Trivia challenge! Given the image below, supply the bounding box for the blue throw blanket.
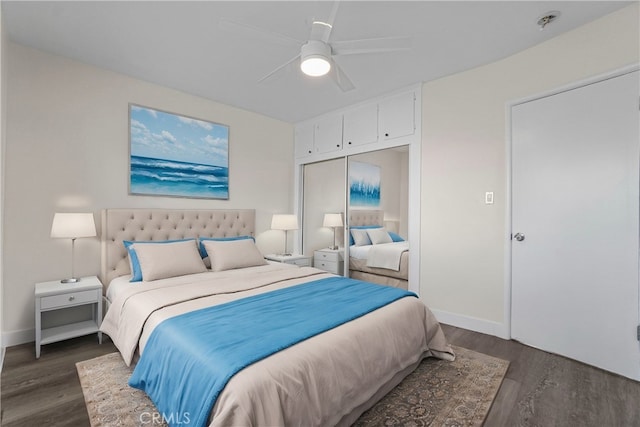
[128,277,416,427]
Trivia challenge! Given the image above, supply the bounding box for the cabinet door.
[295,123,314,158]
[314,115,343,154]
[343,103,378,147]
[379,91,415,141]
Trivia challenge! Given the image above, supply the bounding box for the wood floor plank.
[483,377,520,426]
[441,324,640,426]
[2,325,639,426]
[1,334,116,427]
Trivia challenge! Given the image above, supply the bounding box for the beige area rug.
[76,345,508,426]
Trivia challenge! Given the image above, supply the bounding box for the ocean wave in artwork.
[130,155,229,199]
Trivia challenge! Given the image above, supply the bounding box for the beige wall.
[421,4,639,332]
[3,43,294,343]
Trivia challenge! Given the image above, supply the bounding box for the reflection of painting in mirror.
[349,161,380,208]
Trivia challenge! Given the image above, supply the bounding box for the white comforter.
[366,241,410,271]
[101,264,453,426]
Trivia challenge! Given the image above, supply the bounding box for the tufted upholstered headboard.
[349,210,384,227]
[101,209,255,285]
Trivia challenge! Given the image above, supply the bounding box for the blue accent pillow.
[198,235,255,258]
[349,225,382,246]
[388,232,405,242]
[124,239,195,282]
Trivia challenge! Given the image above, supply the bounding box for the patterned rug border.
[77,345,508,426]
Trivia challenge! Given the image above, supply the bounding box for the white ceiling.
[2,1,631,123]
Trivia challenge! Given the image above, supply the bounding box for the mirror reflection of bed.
[301,147,410,288]
[348,209,409,290]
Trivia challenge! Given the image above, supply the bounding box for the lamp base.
[328,245,339,250]
[61,277,80,284]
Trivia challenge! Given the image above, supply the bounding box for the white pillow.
[203,239,267,272]
[367,228,393,245]
[351,229,372,246]
[132,240,207,281]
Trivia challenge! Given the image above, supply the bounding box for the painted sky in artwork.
[130,105,228,167]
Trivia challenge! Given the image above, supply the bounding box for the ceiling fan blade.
[258,53,301,83]
[309,1,340,42]
[332,36,412,56]
[329,60,355,92]
[219,18,302,48]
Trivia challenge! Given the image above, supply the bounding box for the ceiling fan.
[219,2,411,92]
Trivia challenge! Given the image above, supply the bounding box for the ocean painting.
[349,161,381,208]
[129,105,229,199]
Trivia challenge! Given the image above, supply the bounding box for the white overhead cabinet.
[294,122,314,158]
[314,115,343,154]
[379,91,415,141]
[343,103,378,148]
[294,87,419,161]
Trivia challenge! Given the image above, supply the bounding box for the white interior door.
[511,70,640,380]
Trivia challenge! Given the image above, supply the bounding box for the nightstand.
[314,248,345,275]
[35,276,103,358]
[264,254,312,267]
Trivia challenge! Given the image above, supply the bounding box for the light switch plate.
[485,192,494,204]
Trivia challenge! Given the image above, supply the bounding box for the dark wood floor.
[2,326,639,427]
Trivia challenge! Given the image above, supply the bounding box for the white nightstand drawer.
[40,289,98,310]
[289,257,311,267]
[314,250,343,263]
[314,259,343,274]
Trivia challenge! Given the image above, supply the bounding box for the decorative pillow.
[388,232,405,242]
[124,238,195,282]
[349,225,382,246]
[367,228,393,245]
[203,239,267,272]
[197,235,254,258]
[131,240,206,282]
[351,229,372,246]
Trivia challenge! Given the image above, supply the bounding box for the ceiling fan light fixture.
[300,40,331,77]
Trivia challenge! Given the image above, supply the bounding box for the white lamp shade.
[51,213,97,239]
[323,213,343,228]
[271,214,299,231]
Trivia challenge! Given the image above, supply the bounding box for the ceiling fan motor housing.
[300,40,332,76]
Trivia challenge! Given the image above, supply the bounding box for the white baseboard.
[431,309,510,340]
[2,328,34,348]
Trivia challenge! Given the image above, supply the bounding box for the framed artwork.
[129,104,229,199]
[349,161,381,208]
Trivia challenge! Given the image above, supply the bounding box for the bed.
[348,210,409,289]
[99,208,453,427]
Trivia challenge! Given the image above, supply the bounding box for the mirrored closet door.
[302,158,347,275]
[301,147,409,284]
[346,147,409,289]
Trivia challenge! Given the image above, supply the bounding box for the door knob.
[514,233,525,241]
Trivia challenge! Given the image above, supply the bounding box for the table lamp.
[51,212,97,283]
[271,214,298,256]
[323,213,343,250]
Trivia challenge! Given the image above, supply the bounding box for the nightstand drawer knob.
[69,296,75,301]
